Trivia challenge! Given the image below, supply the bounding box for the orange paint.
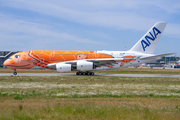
[5,50,113,70]
[117,56,135,67]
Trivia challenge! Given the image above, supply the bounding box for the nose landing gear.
[13,69,17,75]
[76,71,95,76]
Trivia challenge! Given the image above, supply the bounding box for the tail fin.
[129,22,167,54]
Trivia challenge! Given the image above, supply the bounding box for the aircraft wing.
[140,53,175,60]
[87,58,133,66]
[87,58,128,62]
[47,58,134,68]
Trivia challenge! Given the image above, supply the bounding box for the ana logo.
[141,27,161,51]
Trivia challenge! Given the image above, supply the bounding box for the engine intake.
[56,63,72,73]
[77,61,94,71]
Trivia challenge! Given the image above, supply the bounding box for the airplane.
[173,60,180,68]
[3,22,174,75]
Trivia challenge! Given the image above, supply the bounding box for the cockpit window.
[15,55,20,58]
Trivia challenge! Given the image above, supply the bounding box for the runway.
[0,73,180,77]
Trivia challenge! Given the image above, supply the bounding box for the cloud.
[1,0,180,34]
[0,13,103,50]
[155,1,180,14]
[0,0,169,30]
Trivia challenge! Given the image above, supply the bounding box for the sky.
[0,0,180,56]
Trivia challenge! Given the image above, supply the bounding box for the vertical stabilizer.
[129,22,167,54]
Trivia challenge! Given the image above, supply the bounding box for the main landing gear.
[13,69,17,75]
[76,71,95,76]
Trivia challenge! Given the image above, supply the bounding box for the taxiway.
[0,73,180,77]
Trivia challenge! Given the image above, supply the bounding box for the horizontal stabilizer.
[140,53,175,60]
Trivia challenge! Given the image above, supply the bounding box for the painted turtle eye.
[15,55,20,58]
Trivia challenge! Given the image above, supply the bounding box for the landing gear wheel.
[13,70,17,75]
[90,72,94,76]
[76,71,94,76]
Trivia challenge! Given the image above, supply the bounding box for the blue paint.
[141,27,161,51]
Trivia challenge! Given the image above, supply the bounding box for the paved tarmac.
[0,73,180,77]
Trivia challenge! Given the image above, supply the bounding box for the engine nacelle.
[56,63,72,73]
[77,61,94,71]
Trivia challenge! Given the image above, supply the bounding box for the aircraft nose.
[3,59,9,67]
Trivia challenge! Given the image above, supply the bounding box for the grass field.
[0,75,180,119]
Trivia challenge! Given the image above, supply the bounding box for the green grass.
[0,76,180,119]
[0,76,180,98]
[0,98,180,120]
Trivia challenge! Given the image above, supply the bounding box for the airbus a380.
[4,22,174,75]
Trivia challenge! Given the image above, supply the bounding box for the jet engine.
[56,63,72,73]
[77,61,94,71]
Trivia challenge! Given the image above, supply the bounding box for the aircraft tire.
[90,72,94,76]
[13,72,17,75]
[76,71,94,76]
